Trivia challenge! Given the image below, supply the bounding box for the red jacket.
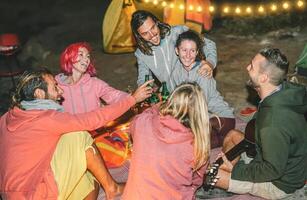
[0,96,135,199]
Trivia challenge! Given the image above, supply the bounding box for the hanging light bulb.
[209,6,215,13]
[161,1,167,7]
[179,4,184,10]
[297,0,304,7]
[235,7,241,14]
[258,5,265,13]
[246,7,252,14]
[223,7,229,14]
[197,6,202,12]
[170,3,174,8]
[153,0,158,5]
[271,4,277,11]
[283,2,290,10]
[188,5,194,11]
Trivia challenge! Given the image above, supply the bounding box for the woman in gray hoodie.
[170,30,235,148]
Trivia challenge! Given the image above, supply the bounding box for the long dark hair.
[131,10,171,55]
[10,68,52,109]
[175,30,205,62]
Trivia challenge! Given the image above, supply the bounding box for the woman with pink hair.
[55,42,128,114]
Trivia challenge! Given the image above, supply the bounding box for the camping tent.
[103,0,136,53]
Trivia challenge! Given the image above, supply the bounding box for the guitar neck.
[215,140,251,166]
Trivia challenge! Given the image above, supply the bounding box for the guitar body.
[203,119,256,191]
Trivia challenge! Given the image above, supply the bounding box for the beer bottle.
[144,75,159,104]
[161,82,170,102]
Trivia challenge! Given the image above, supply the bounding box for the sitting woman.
[122,82,210,200]
[170,30,235,148]
[55,42,128,114]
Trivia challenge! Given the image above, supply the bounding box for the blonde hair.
[160,82,210,171]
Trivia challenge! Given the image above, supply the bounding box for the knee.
[224,130,244,145]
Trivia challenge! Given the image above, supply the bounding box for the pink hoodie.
[55,73,128,114]
[122,106,207,200]
[0,96,135,199]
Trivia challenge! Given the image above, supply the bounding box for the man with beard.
[213,48,307,199]
[130,10,217,90]
[0,69,152,199]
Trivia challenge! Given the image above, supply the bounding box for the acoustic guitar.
[202,118,256,191]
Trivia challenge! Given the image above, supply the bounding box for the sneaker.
[240,107,257,117]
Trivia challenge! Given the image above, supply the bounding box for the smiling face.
[176,39,198,69]
[137,17,161,46]
[43,74,64,101]
[72,47,90,74]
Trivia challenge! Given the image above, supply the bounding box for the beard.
[246,78,260,91]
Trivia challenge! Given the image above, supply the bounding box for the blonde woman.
[122,82,210,200]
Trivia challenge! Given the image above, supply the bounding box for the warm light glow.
[271,4,277,11]
[258,6,265,13]
[188,5,194,11]
[283,2,290,9]
[179,4,184,10]
[246,7,252,14]
[235,7,241,14]
[170,3,174,8]
[197,6,202,12]
[297,0,304,7]
[144,0,149,3]
[209,6,215,12]
[153,0,158,5]
[162,1,167,7]
[223,7,229,13]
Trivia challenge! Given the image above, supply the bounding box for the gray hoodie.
[170,61,234,118]
[135,25,217,88]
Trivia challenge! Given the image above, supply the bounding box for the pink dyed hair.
[60,42,96,76]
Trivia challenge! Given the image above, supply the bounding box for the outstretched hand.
[198,60,213,78]
[132,80,154,103]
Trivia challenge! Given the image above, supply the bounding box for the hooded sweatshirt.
[122,106,208,200]
[55,73,128,114]
[231,82,307,194]
[170,61,234,118]
[135,25,217,87]
[0,96,135,199]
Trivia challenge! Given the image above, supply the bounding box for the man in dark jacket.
[214,48,307,199]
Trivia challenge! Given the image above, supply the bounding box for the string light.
[258,5,265,13]
[297,0,304,7]
[223,7,230,14]
[209,6,215,13]
[282,2,290,9]
[142,0,306,16]
[271,4,277,11]
[235,7,241,14]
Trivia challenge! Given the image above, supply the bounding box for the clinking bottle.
[161,81,170,102]
[145,75,159,104]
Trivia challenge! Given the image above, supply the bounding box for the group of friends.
[0,10,307,200]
